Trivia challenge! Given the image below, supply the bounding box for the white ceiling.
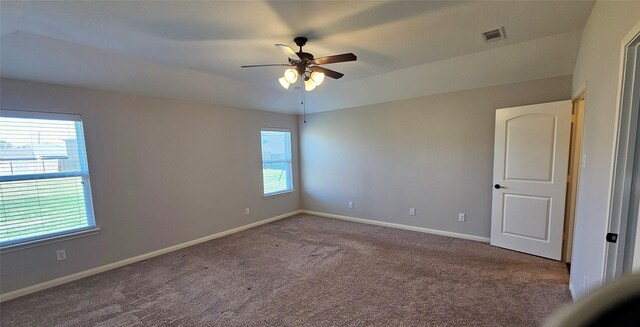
[0,1,595,114]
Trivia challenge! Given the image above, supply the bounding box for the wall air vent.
[482,27,506,42]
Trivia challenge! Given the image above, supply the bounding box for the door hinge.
[606,233,618,243]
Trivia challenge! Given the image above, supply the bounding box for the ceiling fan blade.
[312,66,344,79]
[241,64,292,68]
[275,44,300,60]
[313,53,357,65]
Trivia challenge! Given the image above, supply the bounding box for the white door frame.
[564,92,586,263]
[605,21,640,281]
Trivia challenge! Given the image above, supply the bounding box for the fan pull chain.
[301,79,306,123]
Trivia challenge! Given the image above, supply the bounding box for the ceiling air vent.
[482,27,506,42]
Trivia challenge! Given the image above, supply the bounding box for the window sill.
[0,228,101,254]
[264,189,295,198]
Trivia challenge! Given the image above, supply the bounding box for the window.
[0,110,96,248]
[261,129,293,196]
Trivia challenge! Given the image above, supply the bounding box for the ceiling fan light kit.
[278,77,290,89]
[242,36,357,92]
[310,71,325,85]
[283,69,298,84]
[304,78,317,91]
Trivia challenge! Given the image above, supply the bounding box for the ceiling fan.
[241,36,357,91]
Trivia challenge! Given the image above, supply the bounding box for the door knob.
[494,184,503,189]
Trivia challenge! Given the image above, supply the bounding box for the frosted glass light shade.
[279,77,290,89]
[310,71,325,85]
[304,78,317,91]
[284,69,298,83]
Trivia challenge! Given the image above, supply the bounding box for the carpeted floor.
[0,214,570,326]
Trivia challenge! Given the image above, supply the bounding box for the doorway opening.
[563,93,586,266]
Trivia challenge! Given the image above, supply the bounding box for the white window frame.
[0,110,98,250]
[260,128,294,197]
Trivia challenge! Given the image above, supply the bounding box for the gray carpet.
[1,214,570,326]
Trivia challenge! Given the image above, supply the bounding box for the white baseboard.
[569,282,577,301]
[0,210,302,302]
[1,209,489,302]
[302,210,490,243]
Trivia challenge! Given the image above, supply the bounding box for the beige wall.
[570,1,640,298]
[299,76,572,239]
[0,78,301,293]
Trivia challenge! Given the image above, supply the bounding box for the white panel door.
[491,101,572,260]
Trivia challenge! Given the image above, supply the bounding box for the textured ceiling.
[0,1,595,114]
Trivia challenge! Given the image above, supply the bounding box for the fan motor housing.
[297,52,314,61]
[295,49,314,76]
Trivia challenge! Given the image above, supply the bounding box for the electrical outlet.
[56,249,67,261]
[409,208,416,216]
[349,201,354,209]
[245,208,250,215]
[458,213,466,222]
[583,276,587,291]
[582,155,587,169]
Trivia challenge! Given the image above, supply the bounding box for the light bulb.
[284,69,298,83]
[310,71,325,85]
[304,78,317,91]
[279,77,290,89]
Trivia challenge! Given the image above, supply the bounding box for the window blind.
[261,130,293,195]
[0,111,95,247]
